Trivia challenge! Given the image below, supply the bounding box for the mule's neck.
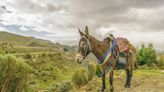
[89,36,110,60]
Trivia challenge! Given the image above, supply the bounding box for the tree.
[137,43,157,66]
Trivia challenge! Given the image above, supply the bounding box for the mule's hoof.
[124,84,130,88]
[110,88,114,92]
[101,89,105,92]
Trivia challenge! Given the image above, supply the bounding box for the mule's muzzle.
[75,54,84,64]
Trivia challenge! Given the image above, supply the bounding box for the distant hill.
[0,31,56,47]
[0,31,75,53]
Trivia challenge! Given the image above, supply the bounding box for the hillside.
[0,31,78,91]
[0,31,55,46]
[0,31,76,53]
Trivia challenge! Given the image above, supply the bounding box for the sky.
[0,0,164,50]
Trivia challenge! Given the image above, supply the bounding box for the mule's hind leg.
[125,67,132,88]
[101,72,106,92]
[125,56,133,88]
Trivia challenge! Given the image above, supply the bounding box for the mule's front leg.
[109,70,114,92]
[101,72,106,92]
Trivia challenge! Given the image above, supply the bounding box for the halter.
[82,36,92,57]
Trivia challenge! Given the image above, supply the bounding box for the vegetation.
[71,70,164,92]
[0,31,164,92]
[137,43,157,66]
[72,63,96,87]
[72,68,88,87]
[0,54,31,92]
[157,54,164,69]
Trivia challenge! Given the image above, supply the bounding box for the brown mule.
[76,26,119,92]
[104,34,138,88]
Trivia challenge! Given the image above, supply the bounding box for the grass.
[0,31,55,47]
[24,52,78,91]
[72,69,164,92]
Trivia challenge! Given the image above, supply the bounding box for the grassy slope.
[0,31,61,53]
[0,31,78,91]
[0,31,54,46]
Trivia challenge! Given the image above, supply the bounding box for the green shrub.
[0,54,31,92]
[87,64,95,81]
[157,55,164,68]
[42,53,49,57]
[60,81,73,92]
[24,53,32,59]
[49,83,60,92]
[95,65,102,77]
[72,68,88,87]
[0,49,5,54]
[137,43,157,66]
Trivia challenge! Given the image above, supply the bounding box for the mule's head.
[76,26,91,64]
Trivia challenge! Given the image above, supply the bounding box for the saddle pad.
[116,38,129,53]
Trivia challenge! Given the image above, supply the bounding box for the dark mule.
[76,26,119,92]
[104,34,137,88]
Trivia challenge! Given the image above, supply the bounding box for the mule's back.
[116,38,130,53]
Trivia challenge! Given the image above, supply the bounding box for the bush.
[60,81,73,92]
[28,42,42,47]
[49,83,60,92]
[157,55,164,68]
[137,43,157,66]
[24,53,32,59]
[72,68,88,87]
[72,64,96,87]
[87,64,95,81]
[0,54,31,92]
[49,81,73,92]
[95,65,102,77]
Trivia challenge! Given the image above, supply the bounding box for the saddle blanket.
[116,38,130,53]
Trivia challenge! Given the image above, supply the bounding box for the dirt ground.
[72,70,164,92]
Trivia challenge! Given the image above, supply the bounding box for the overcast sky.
[0,0,164,50]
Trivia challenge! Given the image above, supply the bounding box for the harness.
[82,36,117,74]
[97,38,117,64]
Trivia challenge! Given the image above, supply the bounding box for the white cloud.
[0,0,164,50]
[19,26,28,31]
[0,26,8,31]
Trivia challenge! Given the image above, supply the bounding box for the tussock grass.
[0,54,31,92]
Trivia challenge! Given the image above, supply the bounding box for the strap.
[98,39,116,64]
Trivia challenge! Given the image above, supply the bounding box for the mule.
[76,26,120,92]
[76,26,137,92]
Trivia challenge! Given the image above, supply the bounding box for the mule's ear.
[78,28,84,36]
[85,26,89,38]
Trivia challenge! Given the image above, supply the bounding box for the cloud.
[19,26,28,31]
[0,26,8,32]
[0,0,164,50]
[8,0,63,14]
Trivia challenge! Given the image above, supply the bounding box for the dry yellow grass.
[72,70,164,92]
